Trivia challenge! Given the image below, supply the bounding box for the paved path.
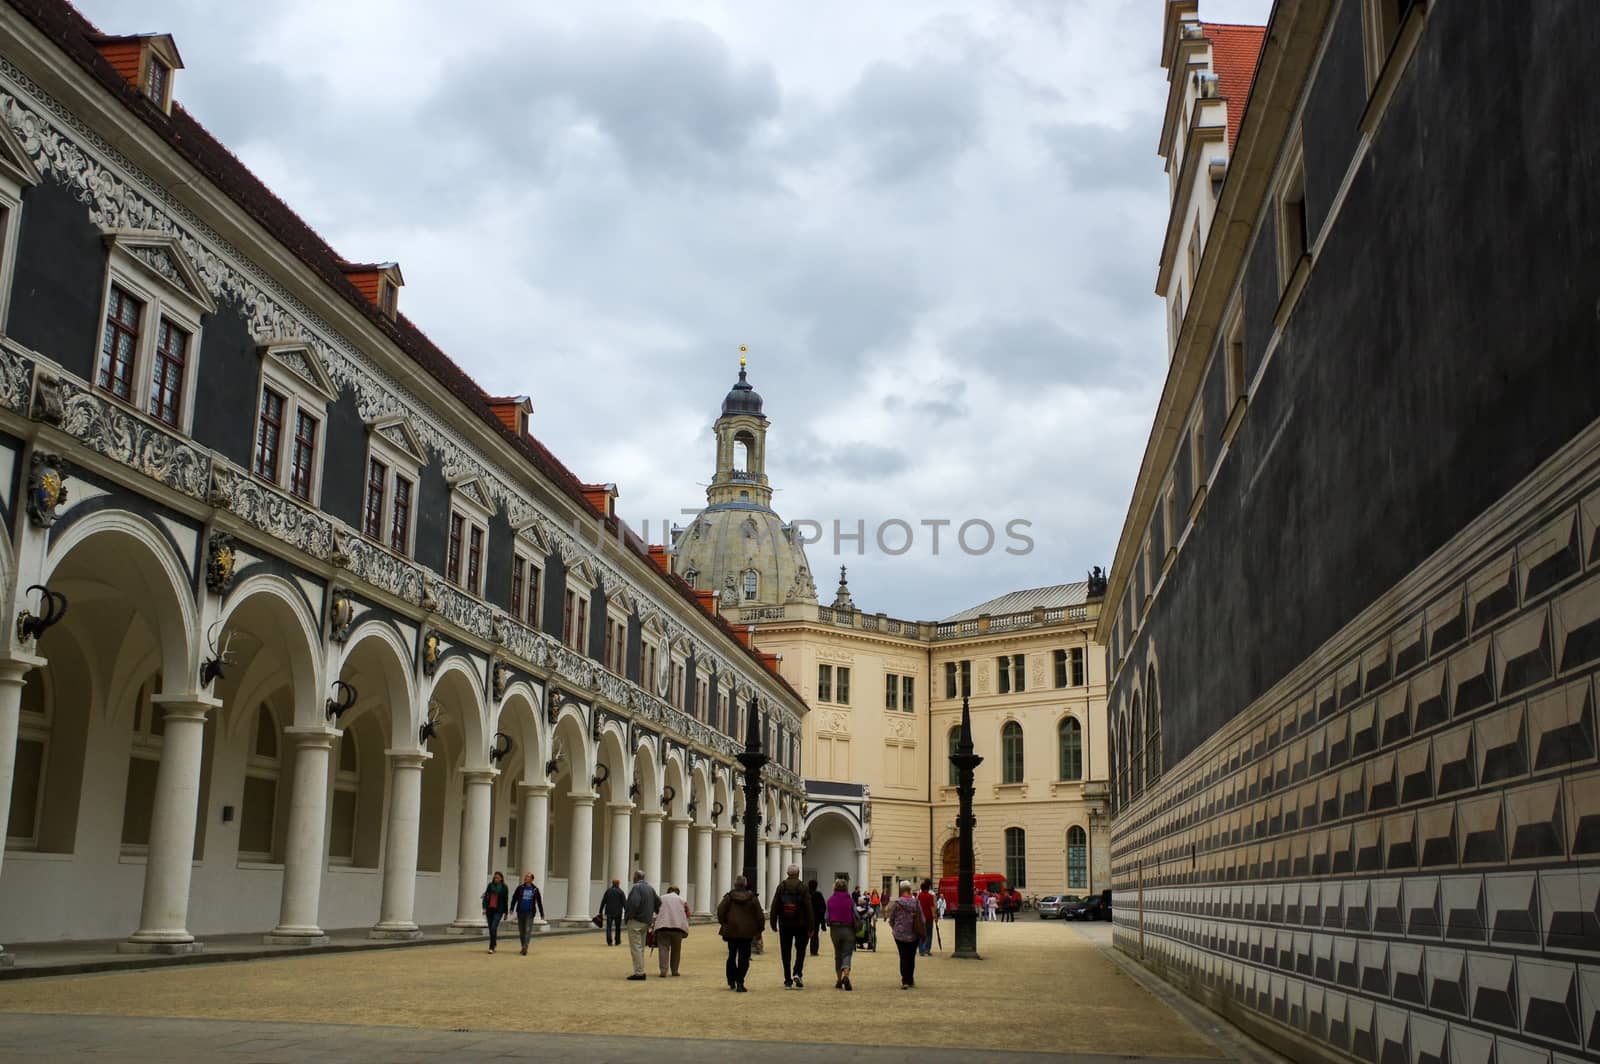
[0,920,1278,1061]
[0,1013,1225,1063]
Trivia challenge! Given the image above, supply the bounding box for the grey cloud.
[841,60,982,183]
[949,316,1157,390]
[1037,117,1162,193]
[883,378,968,424]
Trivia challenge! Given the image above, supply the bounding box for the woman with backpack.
[887,880,927,989]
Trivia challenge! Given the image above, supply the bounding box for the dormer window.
[340,262,404,318]
[145,57,169,106]
[379,279,397,317]
[91,33,183,115]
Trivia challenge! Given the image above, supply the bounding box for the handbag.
[590,914,603,928]
[646,927,658,949]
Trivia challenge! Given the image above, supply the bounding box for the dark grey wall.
[413,453,450,575]
[1300,0,1365,236]
[484,506,513,612]
[540,550,566,640]
[320,388,367,529]
[190,298,256,467]
[625,614,642,684]
[1116,0,1600,769]
[683,655,697,714]
[8,177,103,379]
[586,582,607,660]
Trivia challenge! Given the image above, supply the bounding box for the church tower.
[672,354,817,609]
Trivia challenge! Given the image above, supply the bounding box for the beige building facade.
[673,369,1111,899]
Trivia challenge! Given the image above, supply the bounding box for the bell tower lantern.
[708,350,772,508]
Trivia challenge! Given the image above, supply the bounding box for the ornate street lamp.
[949,695,984,960]
[737,696,767,890]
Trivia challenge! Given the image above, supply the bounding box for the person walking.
[768,863,813,989]
[653,884,691,977]
[984,890,998,922]
[936,892,947,922]
[916,879,937,956]
[869,888,881,920]
[825,879,857,991]
[716,875,764,992]
[598,878,626,946]
[889,876,928,985]
[807,878,827,957]
[510,872,545,955]
[624,869,661,981]
[887,880,926,989]
[480,871,509,954]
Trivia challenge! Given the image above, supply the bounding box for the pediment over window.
[257,339,338,404]
[103,230,216,315]
[567,558,596,586]
[368,416,425,466]
[0,120,41,190]
[450,475,493,515]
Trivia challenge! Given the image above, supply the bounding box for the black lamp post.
[737,696,767,891]
[949,695,983,960]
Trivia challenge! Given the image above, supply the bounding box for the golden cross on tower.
[739,343,748,369]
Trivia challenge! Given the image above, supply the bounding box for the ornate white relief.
[0,342,33,413]
[38,373,211,499]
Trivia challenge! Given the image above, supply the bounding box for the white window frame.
[328,732,359,866]
[121,674,165,857]
[96,232,215,434]
[447,478,494,598]
[254,342,336,505]
[363,417,424,557]
[0,121,41,334]
[239,701,282,863]
[7,669,49,851]
[511,546,544,629]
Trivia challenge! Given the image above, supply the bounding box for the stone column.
[640,811,664,887]
[607,802,632,885]
[121,696,218,954]
[371,750,427,939]
[561,792,596,924]
[669,817,691,894]
[716,829,734,897]
[0,654,43,967]
[780,844,794,878]
[518,782,551,929]
[767,837,782,894]
[265,726,339,945]
[448,769,495,934]
[693,824,714,914]
[754,832,765,895]
[856,848,870,894]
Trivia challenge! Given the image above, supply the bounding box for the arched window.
[1067,826,1087,889]
[743,569,758,601]
[1058,717,1083,781]
[239,700,281,860]
[1146,666,1162,786]
[947,727,960,786]
[1001,721,1024,784]
[683,569,698,589]
[1129,695,1144,800]
[1005,826,1027,889]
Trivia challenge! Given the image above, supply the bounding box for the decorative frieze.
[35,373,209,501]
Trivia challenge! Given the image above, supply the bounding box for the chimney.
[580,483,618,520]
[488,395,532,438]
[691,588,717,615]
[340,262,404,318]
[647,544,671,574]
[91,33,183,115]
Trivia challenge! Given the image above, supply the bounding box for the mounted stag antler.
[325,680,358,721]
[15,584,68,644]
[199,620,237,688]
[489,731,513,763]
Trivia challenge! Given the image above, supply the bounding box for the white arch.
[43,510,198,688]
[550,704,592,788]
[336,619,419,747]
[219,573,325,729]
[429,656,488,769]
[595,725,630,804]
[494,683,545,784]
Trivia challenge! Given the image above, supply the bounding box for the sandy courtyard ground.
[0,920,1220,1058]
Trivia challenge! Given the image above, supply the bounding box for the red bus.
[936,874,1008,914]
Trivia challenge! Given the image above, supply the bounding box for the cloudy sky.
[79,0,1270,620]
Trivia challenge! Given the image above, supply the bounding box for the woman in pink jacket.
[653,884,691,977]
[824,879,858,990]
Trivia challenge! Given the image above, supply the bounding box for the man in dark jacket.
[598,878,626,946]
[807,878,827,957]
[769,863,814,989]
[510,873,545,956]
[717,875,764,992]
[623,869,661,980]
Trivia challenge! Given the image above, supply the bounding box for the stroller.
[853,897,877,951]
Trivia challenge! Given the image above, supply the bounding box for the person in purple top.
[825,879,859,990]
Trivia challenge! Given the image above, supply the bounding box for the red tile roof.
[1202,22,1266,152]
[7,0,808,704]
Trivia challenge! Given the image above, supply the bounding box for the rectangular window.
[526,563,541,627]
[288,410,318,501]
[563,591,575,645]
[998,655,1011,695]
[902,675,914,713]
[329,789,357,861]
[575,597,587,652]
[1191,414,1206,497]
[363,458,387,539]
[960,660,971,698]
[1070,647,1085,687]
[884,673,898,711]
[447,513,465,584]
[511,556,525,620]
[148,318,188,426]
[254,387,284,480]
[466,525,484,594]
[836,666,851,705]
[1278,151,1309,286]
[99,284,142,401]
[1054,649,1068,689]
[603,621,615,672]
[1225,302,1248,410]
[145,57,169,104]
[997,654,1025,695]
[6,737,43,842]
[945,662,957,699]
[1187,219,1201,285]
[1005,827,1027,890]
[818,664,832,703]
[390,476,412,554]
[644,644,657,696]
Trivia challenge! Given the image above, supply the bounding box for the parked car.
[1067,896,1109,921]
[1036,894,1083,919]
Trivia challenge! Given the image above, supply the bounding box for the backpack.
[777,883,807,929]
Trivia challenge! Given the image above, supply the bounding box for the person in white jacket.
[653,885,691,977]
